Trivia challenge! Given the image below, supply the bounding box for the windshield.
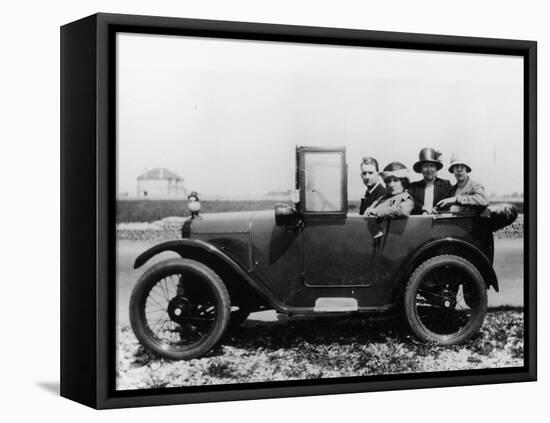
[303,152,345,212]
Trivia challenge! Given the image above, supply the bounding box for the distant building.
[137,168,187,199]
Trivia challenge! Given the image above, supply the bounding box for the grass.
[117,199,283,222]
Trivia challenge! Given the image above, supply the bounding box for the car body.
[130,146,515,360]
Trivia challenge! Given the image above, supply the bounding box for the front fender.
[133,239,279,309]
[134,239,228,269]
[397,237,499,292]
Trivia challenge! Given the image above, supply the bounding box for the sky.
[117,33,523,199]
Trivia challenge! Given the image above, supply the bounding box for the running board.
[314,297,358,312]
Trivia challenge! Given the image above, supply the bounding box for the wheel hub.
[167,296,195,324]
[439,287,457,309]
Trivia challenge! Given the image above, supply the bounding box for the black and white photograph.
[114,30,526,390]
[3,0,546,419]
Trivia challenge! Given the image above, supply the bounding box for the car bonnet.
[189,210,256,234]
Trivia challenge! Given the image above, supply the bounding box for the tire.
[404,254,487,345]
[129,258,231,360]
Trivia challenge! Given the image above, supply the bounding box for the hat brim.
[413,160,443,173]
[381,168,410,181]
[448,162,472,173]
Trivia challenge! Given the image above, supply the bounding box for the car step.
[313,297,358,312]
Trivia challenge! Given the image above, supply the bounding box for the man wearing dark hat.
[436,153,489,210]
[408,147,451,215]
[359,156,387,215]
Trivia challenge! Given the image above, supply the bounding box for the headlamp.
[188,200,201,213]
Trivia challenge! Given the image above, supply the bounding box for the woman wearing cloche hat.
[409,147,451,215]
[365,161,414,218]
[436,152,489,210]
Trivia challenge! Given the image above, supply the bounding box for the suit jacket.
[447,177,489,207]
[359,182,387,215]
[409,178,452,214]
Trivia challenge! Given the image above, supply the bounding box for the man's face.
[361,163,378,187]
[421,163,437,183]
[452,164,469,183]
[387,177,404,195]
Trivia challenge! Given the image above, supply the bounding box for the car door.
[298,147,379,287]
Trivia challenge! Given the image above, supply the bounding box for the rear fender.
[396,238,499,293]
[134,239,271,309]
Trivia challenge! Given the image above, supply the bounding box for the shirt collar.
[457,176,471,190]
[368,180,381,195]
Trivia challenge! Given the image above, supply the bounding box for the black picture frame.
[60,12,537,409]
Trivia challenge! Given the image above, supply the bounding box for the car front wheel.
[129,258,231,360]
[404,254,487,345]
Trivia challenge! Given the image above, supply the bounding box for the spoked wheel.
[404,255,487,345]
[129,258,231,360]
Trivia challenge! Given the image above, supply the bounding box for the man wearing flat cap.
[408,147,451,215]
[436,153,489,210]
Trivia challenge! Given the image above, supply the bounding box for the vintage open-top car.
[130,146,517,360]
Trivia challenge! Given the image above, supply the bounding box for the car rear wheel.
[129,258,231,360]
[404,254,487,345]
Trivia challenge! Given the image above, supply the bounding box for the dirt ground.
[116,310,524,390]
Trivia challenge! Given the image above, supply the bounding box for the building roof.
[138,168,183,181]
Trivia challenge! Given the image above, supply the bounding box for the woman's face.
[452,164,469,184]
[387,177,404,195]
[421,163,437,183]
